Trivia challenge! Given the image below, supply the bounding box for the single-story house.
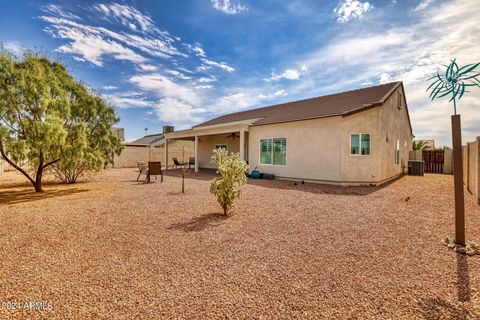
[164,81,414,186]
[112,127,194,168]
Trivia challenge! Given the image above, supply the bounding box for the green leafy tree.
[412,140,429,151]
[209,148,249,215]
[0,51,122,191]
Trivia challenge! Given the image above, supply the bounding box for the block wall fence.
[112,145,194,168]
[462,137,480,205]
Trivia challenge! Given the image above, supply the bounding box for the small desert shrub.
[209,148,249,215]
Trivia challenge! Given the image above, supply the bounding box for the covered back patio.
[163,124,249,172]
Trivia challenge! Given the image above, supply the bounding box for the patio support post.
[195,135,199,173]
[239,129,245,161]
[164,138,169,169]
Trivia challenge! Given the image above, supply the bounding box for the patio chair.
[136,161,148,181]
[172,157,186,169]
[188,157,195,170]
[146,161,163,183]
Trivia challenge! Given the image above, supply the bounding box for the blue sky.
[0,0,479,145]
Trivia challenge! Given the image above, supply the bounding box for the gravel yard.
[1,168,479,319]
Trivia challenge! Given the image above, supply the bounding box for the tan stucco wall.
[409,150,422,161]
[340,107,381,183]
[462,138,479,205]
[247,86,413,185]
[463,140,479,200]
[197,134,240,169]
[376,87,414,182]
[444,147,453,174]
[248,116,343,182]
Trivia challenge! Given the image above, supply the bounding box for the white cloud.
[93,3,157,33]
[265,65,308,82]
[294,0,480,146]
[129,73,200,106]
[102,85,118,90]
[200,58,235,73]
[334,0,373,23]
[2,41,25,55]
[185,43,207,57]
[104,92,156,108]
[41,4,81,20]
[197,77,217,83]
[211,89,287,114]
[41,16,147,66]
[413,0,436,12]
[155,98,206,124]
[138,64,158,71]
[211,0,248,15]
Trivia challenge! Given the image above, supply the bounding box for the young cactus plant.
[209,148,249,215]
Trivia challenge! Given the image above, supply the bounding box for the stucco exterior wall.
[376,86,414,182]
[197,134,240,169]
[340,108,381,183]
[247,86,412,185]
[248,116,343,182]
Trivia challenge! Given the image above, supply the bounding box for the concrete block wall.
[408,148,452,174]
[462,137,479,205]
[113,145,194,168]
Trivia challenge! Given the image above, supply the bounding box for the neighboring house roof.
[131,133,164,145]
[194,81,410,131]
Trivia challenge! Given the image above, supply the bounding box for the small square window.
[351,134,370,156]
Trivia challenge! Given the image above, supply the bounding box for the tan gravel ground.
[0,168,479,319]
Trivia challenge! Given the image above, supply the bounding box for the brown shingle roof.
[194,81,404,128]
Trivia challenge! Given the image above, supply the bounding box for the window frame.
[350,133,371,157]
[395,140,400,164]
[259,138,287,166]
[397,91,403,109]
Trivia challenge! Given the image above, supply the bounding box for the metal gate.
[422,150,444,173]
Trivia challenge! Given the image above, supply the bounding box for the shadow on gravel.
[0,187,89,205]
[167,212,229,232]
[418,297,473,320]
[456,254,470,302]
[163,168,401,196]
[417,255,475,320]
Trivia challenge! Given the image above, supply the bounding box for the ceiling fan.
[227,132,240,140]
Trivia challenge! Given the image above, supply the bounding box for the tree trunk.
[33,178,43,192]
[34,151,45,193]
[34,162,44,193]
[222,203,228,215]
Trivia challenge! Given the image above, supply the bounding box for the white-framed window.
[260,138,286,165]
[350,134,370,156]
[215,144,227,151]
[397,91,402,109]
[395,140,400,164]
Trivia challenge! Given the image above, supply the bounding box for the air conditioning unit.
[163,126,174,133]
[408,160,424,176]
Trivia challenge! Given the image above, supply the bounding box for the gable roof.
[194,81,406,129]
[131,133,164,145]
